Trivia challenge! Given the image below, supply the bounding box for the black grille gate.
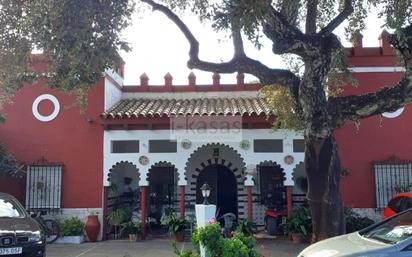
[374,160,412,210]
[25,164,63,211]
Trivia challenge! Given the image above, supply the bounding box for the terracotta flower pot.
[129,234,138,241]
[128,234,142,241]
[85,215,100,242]
[291,233,306,244]
[171,232,185,242]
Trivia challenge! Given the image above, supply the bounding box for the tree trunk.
[305,135,345,242]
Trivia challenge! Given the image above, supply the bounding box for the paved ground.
[47,238,308,257]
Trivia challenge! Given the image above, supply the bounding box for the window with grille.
[25,165,63,210]
[374,162,412,210]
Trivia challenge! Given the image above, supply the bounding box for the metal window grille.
[374,162,412,210]
[25,165,63,210]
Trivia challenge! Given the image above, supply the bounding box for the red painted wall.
[336,44,410,208]
[0,77,104,208]
[0,176,25,203]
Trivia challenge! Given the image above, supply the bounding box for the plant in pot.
[345,208,374,233]
[107,208,127,239]
[56,217,85,244]
[236,219,257,236]
[161,213,188,242]
[282,207,312,244]
[120,220,142,241]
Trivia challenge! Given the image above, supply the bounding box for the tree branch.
[263,7,314,56]
[305,0,318,34]
[231,19,245,58]
[140,0,200,60]
[329,28,412,128]
[141,0,300,88]
[279,0,300,27]
[329,77,412,127]
[319,0,354,37]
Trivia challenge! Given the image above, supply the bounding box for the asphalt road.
[47,238,307,257]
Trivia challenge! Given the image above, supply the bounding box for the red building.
[0,32,409,240]
[337,34,409,220]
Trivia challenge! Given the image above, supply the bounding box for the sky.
[120,6,385,86]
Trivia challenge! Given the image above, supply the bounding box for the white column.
[195,204,216,257]
[244,164,256,186]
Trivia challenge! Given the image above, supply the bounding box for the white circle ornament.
[240,140,251,150]
[32,94,60,122]
[139,155,149,165]
[382,107,405,119]
[181,139,192,149]
[284,155,294,165]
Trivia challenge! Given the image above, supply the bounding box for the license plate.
[0,247,23,255]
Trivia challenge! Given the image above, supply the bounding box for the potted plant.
[107,208,127,239]
[120,220,142,241]
[55,217,85,244]
[282,207,312,244]
[161,213,188,242]
[236,219,257,236]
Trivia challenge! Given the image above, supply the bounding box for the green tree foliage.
[0,144,22,176]
[261,85,303,130]
[0,0,134,107]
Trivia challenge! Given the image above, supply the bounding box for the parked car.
[298,209,412,257]
[382,192,412,219]
[0,192,46,257]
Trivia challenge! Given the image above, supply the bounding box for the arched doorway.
[147,162,178,226]
[106,161,140,239]
[196,164,238,217]
[257,161,286,211]
[186,143,246,219]
[292,162,308,207]
[107,162,140,210]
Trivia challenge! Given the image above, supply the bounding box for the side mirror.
[29,212,36,218]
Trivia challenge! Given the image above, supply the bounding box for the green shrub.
[282,207,312,236]
[107,208,127,226]
[173,221,259,257]
[60,217,84,236]
[345,208,374,233]
[120,220,141,235]
[161,212,188,235]
[236,219,257,236]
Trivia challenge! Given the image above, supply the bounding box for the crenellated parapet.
[344,30,402,70]
[121,72,261,93]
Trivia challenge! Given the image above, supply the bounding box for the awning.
[101,97,272,118]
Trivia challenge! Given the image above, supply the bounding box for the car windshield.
[360,210,412,244]
[0,198,26,218]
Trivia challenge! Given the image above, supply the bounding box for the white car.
[298,209,412,257]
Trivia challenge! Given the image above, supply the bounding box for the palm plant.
[107,208,127,239]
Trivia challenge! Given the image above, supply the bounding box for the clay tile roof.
[101,97,272,118]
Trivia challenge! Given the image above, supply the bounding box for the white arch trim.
[103,129,305,187]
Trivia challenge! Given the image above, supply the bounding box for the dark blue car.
[0,192,46,257]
